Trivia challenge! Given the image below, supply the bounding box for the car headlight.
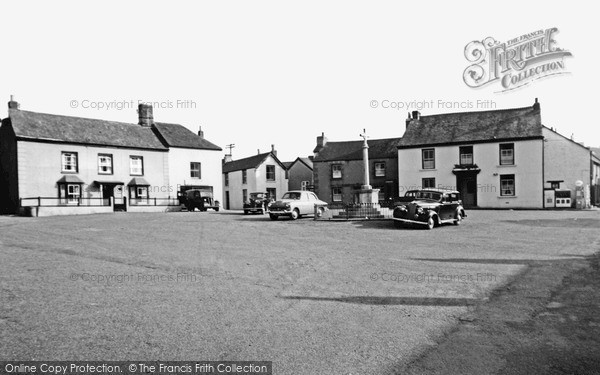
[417,207,424,214]
[285,203,291,209]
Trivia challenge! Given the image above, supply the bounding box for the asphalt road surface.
[1,210,598,374]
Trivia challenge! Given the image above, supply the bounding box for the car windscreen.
[282,192,301,200]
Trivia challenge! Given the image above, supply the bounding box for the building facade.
[285,157,313,191]
[222,148,288,210]
[0,99,222,216]
[397,100,595,209]
[312,132,401,204]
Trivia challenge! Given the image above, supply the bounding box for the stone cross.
[360,129,371,189]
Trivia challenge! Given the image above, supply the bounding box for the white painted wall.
[17,141,169,200]
[167,147,223,203]
[255,155,288,199]
[398,139,544,208]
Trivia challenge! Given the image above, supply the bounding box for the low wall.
[25,206,114,217]
[127,205,182,213]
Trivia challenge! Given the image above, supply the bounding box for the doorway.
[456,173,477,207]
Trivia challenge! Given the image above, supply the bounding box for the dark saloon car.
[243,192,273,215]
[183,189,220,212]
[392,189,466,229]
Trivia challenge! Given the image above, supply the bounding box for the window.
[130,156,144,175]
[137,186,148,198]
[61,152,78,173]
[374,162,386,177]
[332,187,342,202]
[422,178,436,189]
[332,164,342,179]
[422,149,435,169]
[66,184,80,204]
[242,189,248,203]
[190,162,201,178]
[242,169,247,184]
[378,189,385,201]
[266,165,276,181]
[499,143,514,165]
[224,173,229,187]
[459,146,473,165]
[98,154,113,174]
[266,188,276,200]
[301,180,310,191]
[500,174,515,196]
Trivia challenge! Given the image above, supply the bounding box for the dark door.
[225,191,230,210]
[457,174,477,207]
[101,185,114,210]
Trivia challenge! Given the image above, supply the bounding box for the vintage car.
[268,190,327,220]
[392,189,466,229]
[182,189,220,212]
[243,192,273,215]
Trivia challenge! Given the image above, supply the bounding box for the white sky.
[2,1,598,162]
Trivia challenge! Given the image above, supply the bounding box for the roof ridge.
[16,109,142,127]
[419,105,535,119]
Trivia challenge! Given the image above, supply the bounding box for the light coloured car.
[268,191,327,220]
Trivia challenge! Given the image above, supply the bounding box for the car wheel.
[269,214,278,220]
[316,207,324,218]
[393,220,403,229]
[186,205,194,212]
[290,209,300,220]
[454,213,462,225]
[259,209,264,215]
[244,210,248,215]
[214,207,219,212]
[426,217,435,230]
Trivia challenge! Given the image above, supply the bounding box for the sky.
[1,1,598,162]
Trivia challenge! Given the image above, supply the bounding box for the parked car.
[182,189,220,212]
[392,188,466,229]
[243,192,273,215]
[268,191,327,220]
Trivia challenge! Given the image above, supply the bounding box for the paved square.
[1,210,598,374]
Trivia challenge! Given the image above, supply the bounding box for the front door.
[457,174,477,207]
[101,184,114,206]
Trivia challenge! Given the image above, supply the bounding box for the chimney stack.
[138,103,154,127]
[257,149,260,155]
[313,132,328,157]
[8,95,19,110]
[533,98,540,111]
[222,154,233,164]
[412,110,420,120]
[198,126,204,138]
[271,144,277,157]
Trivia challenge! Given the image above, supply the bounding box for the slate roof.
[398,104,543,148]
[153,122,221,150]
[8,109,167,150]
[223,152,286,173]
[313,137,403,162]
[282,161,294,169]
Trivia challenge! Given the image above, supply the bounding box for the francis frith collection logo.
[463,27,572,92]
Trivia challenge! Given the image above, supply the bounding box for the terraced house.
[0,98,222,216]
[397,99,595,209]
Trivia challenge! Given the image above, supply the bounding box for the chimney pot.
[8,95,19,110]
[271,144,277,157]
[533,98,540,111]
[138,103,154,127]
[197,126,204,138]
[412,110,420,120]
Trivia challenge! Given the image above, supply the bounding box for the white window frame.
[422,149,435,170]
[130,156,144,176]
[332,164,342,179]
[301,180,310,190]
[98,154,113,174]
[374,162,386,177]
[62,152,78,173]
[67,184,80,204]
[332,187,342,202]
[500,144,514,165]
